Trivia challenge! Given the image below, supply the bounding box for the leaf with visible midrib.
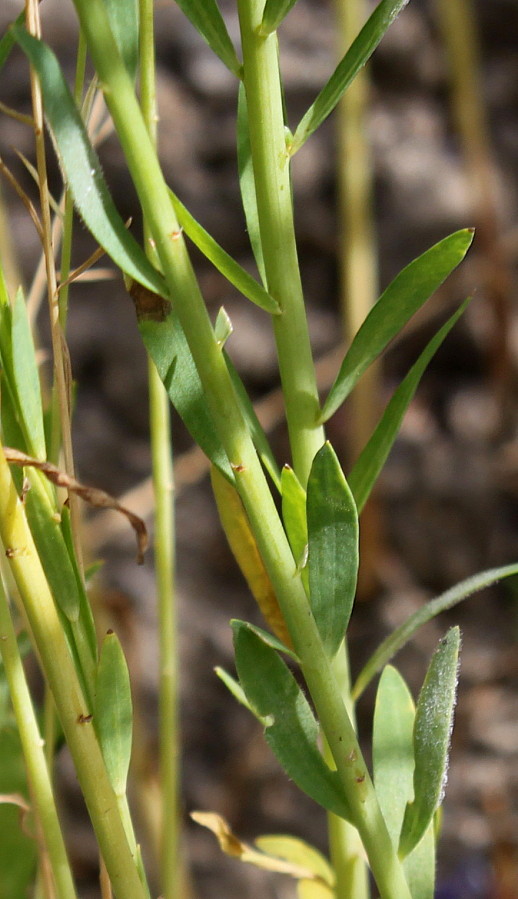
[321,229,474,423]
[307,443,358,657]
[290,0,410,152]
[233,621,352,822]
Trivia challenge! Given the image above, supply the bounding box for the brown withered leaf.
[3,447,148,563]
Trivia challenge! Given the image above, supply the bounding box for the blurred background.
[1,0,517,896]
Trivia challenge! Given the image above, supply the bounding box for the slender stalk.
[70,4,412,894]
[237,0,324,485]
[0,448,148,899]
[0,574,78,899]
[139,2,180,896]
[25,0,83,570]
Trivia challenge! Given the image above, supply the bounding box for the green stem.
[0,448,148,899]
[326,644,370,899]
[70,5,412,895]
[237,0,324,485]
[139,2,180,896]
[0,574,78,899]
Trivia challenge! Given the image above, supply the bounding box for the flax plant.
[0,2,516,899]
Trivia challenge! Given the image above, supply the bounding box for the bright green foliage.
[307,443,358,657]
[174,0,242,76]
[137,312,234,481]
[105,0,139,80]
[233,621,352,821]
[23,470,82,622]
[348,297,472,513]
[290,0,411,152]
[399,627,461,858]
[237,84,266,284]
[260,0,300,35]
[0,286,46,461]
[373,666,435,898]
[12,26,168,298]
[322,229,474,422]
[352,562,518,699]
[169,190,280,314]
[281,465,309,588]
[95,631,133,798]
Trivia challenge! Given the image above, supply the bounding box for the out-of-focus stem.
[139,2,180,896]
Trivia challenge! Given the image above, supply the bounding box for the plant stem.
[0,448,148,899]
[237,0,324,485]
[69,5,412,894]
[0,574,78,899]
[139,2,180,896]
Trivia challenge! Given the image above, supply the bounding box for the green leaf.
[349,297,471,513]
[237,84,266,285]
[174,0,242,77]
[105,0,139,81]
[281,465,309,589]
[95,630,133,797]
[138,310,234,481]
[399,627,461,859]
[260,0,300,36]
[373,667,436,898]
[60,504,98,663]
[170,190,280,314]
[290,0,409,152]
[224,352,281,490]
[24,470,82,622]
[307,443,358,657]
[373,666,415,845]
[321,229,474,422]
[233,621,352,822]
[0,11,24,70]
[352,562,518,699]
[12,26,168,298]
[11,289,46,460]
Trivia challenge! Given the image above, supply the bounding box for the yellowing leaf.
[191,812,330,883]
[210,465,291,647]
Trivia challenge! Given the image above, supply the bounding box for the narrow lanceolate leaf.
[136,304,234,481]
[307,443,358,657]
[399,627,461,859]
[211,466,292,648]
[237,84,266,285]
[10,289,46,460]
[174,0,242,77]
[373,666,437,896]
[170,190,280,314]
[13,26,168,298]
[233,622,352,822]
[105,0,139,81]
[24,470,82,622]
[95,631,133,798]
[321,229,474,423]
[349,298,471,513]
[352,562,518,700]
[0,10,24,71]
[281,465,309,591]
[290,0,410,153]
[260,0,300,36]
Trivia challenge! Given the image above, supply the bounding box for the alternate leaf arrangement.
[0,2,516,898]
